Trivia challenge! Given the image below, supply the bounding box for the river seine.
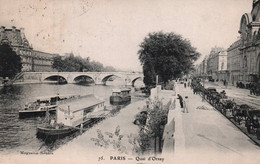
[0,79,145,154]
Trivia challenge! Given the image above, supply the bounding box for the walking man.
[177,94,183,108]
[183,96,189,113]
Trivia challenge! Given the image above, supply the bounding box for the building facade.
[227,40,243,85]
[0,26,33,71]
[0,26,57,72]
[227,0,260,85]
[33,50,58,72]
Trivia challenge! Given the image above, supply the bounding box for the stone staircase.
[3,72,24,86]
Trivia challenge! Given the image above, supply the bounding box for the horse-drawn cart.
[219,99,235,116]
[231,104,253,125]
[245,110,260,139]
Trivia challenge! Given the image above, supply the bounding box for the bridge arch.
[44,75,68,84]
[131,77,143,87]
[101,74,122,85]
[73,75,95,84]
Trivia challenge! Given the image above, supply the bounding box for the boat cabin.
[25,94,80,109]
[112,88,131,96]
[57,95,105,127]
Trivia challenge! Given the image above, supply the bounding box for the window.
[244,56,247,68]
[83,107,94,116]
[221,62,224,70]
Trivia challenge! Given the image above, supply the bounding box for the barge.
[110,88,131,105]
[19,94,80,118]
[37,94,109,137]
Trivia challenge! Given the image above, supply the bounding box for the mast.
[57,71,60,96]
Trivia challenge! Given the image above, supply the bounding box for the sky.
[0,0,252,71]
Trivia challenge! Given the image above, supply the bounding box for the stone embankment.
[51,85,175,163]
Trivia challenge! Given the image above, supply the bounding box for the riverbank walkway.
[52,100,147,163]
[164,84,260,164]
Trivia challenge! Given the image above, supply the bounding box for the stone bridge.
[21,72,144,86]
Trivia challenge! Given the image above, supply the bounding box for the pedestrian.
[183,96,189,113]
[225,81,228,88]
[184,82,186,88]
[80,123,83,133]
[177,94,183,108]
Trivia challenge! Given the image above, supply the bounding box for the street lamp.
[156,75,158,86]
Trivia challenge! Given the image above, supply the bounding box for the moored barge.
[110,88,131,105]
[36,94,109,137]
[19,94,80,118]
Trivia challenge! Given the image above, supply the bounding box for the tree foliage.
[131,98,172,155]
[0,44,22,78]
[138,32,200,86]
[52,53,116,72]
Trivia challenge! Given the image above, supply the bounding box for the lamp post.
[156,75,159,97]
[202,73,205,87]
[156,75,158,86]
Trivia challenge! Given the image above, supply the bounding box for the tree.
[0,44,22,78]
[104,66,117,72]
[52,54,116,72]
[138,31,200,86]
[52,56,64,71]
[89,61,104,72]
[52,54,91,72]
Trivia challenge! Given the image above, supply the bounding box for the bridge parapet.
[21,72,143,86]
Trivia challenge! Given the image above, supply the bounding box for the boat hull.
[36,126,78,138]
[19,108,56,119]
[110,95,131,105]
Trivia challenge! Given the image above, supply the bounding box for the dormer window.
[253,15,256,21]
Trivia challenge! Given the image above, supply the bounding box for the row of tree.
[138,32,200,86]
[52,53,117,72]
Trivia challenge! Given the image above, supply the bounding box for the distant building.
[32,50,59,72]
[0,26,57,72]
[202,56,208,76]
[206,47,228,81]
[195,64,201,76]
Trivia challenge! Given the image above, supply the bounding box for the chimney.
[20,27,24,35]
[0,26,5,32]
[253,0,259,8]
[12,26,16,31]
[20,27,26,39]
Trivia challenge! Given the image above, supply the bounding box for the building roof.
[0,26,31,48]
[58,94,105,113]
[112,88,131,93]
